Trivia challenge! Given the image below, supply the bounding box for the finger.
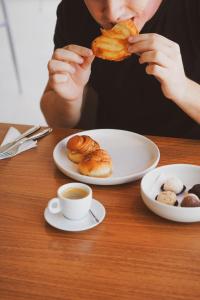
[139,50,172,68]
[145,63,166,82]
[54,48,84,64]
[81,54,95,70]
[128,34,180,57]
[128,40,176,59]
[129,33,176,48]
[50,73,68,85]
[48,60,76,75]
[65,44,93,58]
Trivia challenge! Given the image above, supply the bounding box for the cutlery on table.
[0,125,41,153]
[0,128,52,159]
[89,209,99,223]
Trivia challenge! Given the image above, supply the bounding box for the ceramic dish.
[141,164,200,222]
[44,199,105,232]
[53,129,160,185]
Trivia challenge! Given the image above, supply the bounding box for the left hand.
[128,33,188,102]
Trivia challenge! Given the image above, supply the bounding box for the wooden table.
[0,123,200,300]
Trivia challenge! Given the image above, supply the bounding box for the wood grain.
[0,123,200,300]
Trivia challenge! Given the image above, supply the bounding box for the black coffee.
[62,188,88,200]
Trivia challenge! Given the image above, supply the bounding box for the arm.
[128,34,200,124]
[40,82,83,128]
[40,45,94,128]
[173,79,200,124]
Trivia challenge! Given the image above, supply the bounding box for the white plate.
[53,129,160,185]
[44,199,105,232]
[141,164,200,222]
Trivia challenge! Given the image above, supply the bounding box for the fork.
[0,125,40,153]
[0,128,52,159]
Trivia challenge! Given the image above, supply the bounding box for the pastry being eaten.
[92,20,138,61]
[66,135,100,163]
[78,149,112,178]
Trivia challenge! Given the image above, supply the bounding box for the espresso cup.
[48,183,92,220]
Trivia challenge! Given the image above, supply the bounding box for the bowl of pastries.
[140,164,200,222]
[92,19,138,61]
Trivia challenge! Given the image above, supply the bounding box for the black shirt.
[54,0,200,138]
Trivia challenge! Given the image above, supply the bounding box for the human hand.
[128,34,188,102]
[48,45,95,100]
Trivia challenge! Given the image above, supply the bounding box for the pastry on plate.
[66,135,100,163]
[78,149,112,178]
[91,19,138,61]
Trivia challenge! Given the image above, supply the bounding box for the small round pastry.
[66,135,100,163]
[181,193,200,207]
[78,149,112,178]
[188,184,200,198]
[92,19,138,61]
[156,191,178,206]
[161,176,186,195]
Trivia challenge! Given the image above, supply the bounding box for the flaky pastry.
[66,135,100,163]
[78,149,112,178]
[92,20,138,61]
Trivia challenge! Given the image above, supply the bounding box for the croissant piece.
[66,135,100,163]
[78,149,112,178]
[92,20,138,61]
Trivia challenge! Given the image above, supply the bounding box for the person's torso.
[54,0,200,138]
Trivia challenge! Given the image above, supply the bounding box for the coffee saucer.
[44,199,106,232]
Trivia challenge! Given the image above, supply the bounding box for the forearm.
[40,85,83,128]
[173,78,200,124]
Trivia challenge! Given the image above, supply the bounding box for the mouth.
[102,17,135,29]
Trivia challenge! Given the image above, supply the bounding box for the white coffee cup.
[48,183,92,220]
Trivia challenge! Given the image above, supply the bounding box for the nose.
[102,1,127,24]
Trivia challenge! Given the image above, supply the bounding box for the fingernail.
[78,58,84,64]
[86,49,93,56]
[128,36,135,43]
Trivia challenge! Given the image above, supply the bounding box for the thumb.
[81,54,95,70]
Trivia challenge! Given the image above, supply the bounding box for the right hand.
[48,45,95,100]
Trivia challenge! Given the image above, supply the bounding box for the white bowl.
[140,164,200,222]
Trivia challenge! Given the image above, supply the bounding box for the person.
[40,0,200,139]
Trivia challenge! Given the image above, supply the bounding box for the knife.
[0,125,41,153]
[24,128,53,142]
[0,128,53,158]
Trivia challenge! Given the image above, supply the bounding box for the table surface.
[1,123,200,300]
